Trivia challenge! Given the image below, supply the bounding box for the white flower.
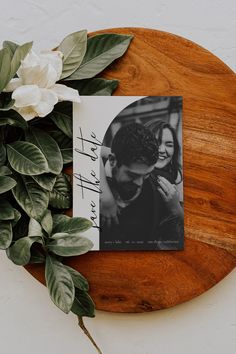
[5,50,80,121]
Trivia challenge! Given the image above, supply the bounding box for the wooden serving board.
[26,28,236,313]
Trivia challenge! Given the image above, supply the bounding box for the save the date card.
[73,96,184,251]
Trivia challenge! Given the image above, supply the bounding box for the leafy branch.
[0,29,133,354]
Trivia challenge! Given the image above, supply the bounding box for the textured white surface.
[0,1,235,353]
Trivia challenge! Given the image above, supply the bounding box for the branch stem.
[78,316,103,354]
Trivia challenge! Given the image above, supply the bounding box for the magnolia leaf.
[0,99,15,111]
[12,212,29,241]
[0,175,16,194]
[0,114,28,129]
[50,112,72,138]
[45,255,75,313]
[0,221,12,249]
[11,208,21,227]
[0,143,6,166]
[7,141,49,175]
[41,209,53,236]
[12,175,49,221]
[50,131,72,164]
[64,265,89,291]
[61,148,72,164]
[0,48,11,93]
[52,215,92,235]
[47,233,93,257]
[71,288,95,318]
[66,78,119,95]
[49,173,71,209]
[53,101,72,116]
[3,41,19,58]
[30,248,45,264]
[25,128,63,175]
[59,30,87,80]
[28,218,43,237]
[7,236,42,265]
[9,42,33,80]
[0,198,15,220]
[65,34,133,80]
[52,214,70,228]
[0,166,12,176]
[31,173,57,192]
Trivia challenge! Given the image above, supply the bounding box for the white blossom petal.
[19,64,43,85]
[53,84,80,103]
[9,48,69,121]
[17,51,40,78]
[4,78,23,92]
[33,89,58,117]
[12,85,41,108]
[41,64,58,88]
[39,50,63,81]
[18,63,57,88]
[13,106,38,121]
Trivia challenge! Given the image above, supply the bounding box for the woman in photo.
[100,120,183,227]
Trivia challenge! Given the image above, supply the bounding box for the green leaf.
[7,141,49,175]
[50,131,72,164]
[25,128,63,175]
[31,173,57,192]
[50,112,72,138]
[3,41,19,58]
[0,99,15,111]
[45,255,75,314]
[49,173,71,209]
[61,148,72,164]
[7,236,42,265]
[47,233,93,256]
[0,48,11,93]
[28,218,43,237]
[30,248,45,264]
[0,198,15,220]
[53,101,72,116]
[9,42,33,80]
[64,265,89,291]
[0,143,6,166]
[11,212,29,241]
[0,40,32,92]
[0,199,20,225]
[0,166,12,176]
[12,175,49,221]
[59,30,87,80]
[0,221,12,249]
[0,175,16,194]
[12,208,21,226]
[0,114,28,129]
[71,288,95,318]
[65,34,133,80]
[52,215,92,235]
[52,214,70,228]
[41,209,53,236]
[66,78,119,95]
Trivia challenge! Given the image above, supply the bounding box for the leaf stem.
[78,316,103,354]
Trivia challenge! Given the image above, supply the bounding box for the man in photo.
[100,123,184,250]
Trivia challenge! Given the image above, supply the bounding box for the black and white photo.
[73,96,184,251]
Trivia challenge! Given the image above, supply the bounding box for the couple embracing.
[99,121,184,250]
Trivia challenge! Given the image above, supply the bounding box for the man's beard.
[114,180,140,200]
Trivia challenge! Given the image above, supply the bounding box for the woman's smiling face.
[155,127,174,169]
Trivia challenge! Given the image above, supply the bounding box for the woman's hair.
[145,119,182,183]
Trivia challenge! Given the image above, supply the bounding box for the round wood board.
[26,28,236,313]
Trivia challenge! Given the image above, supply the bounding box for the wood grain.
[25,28,236,312]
